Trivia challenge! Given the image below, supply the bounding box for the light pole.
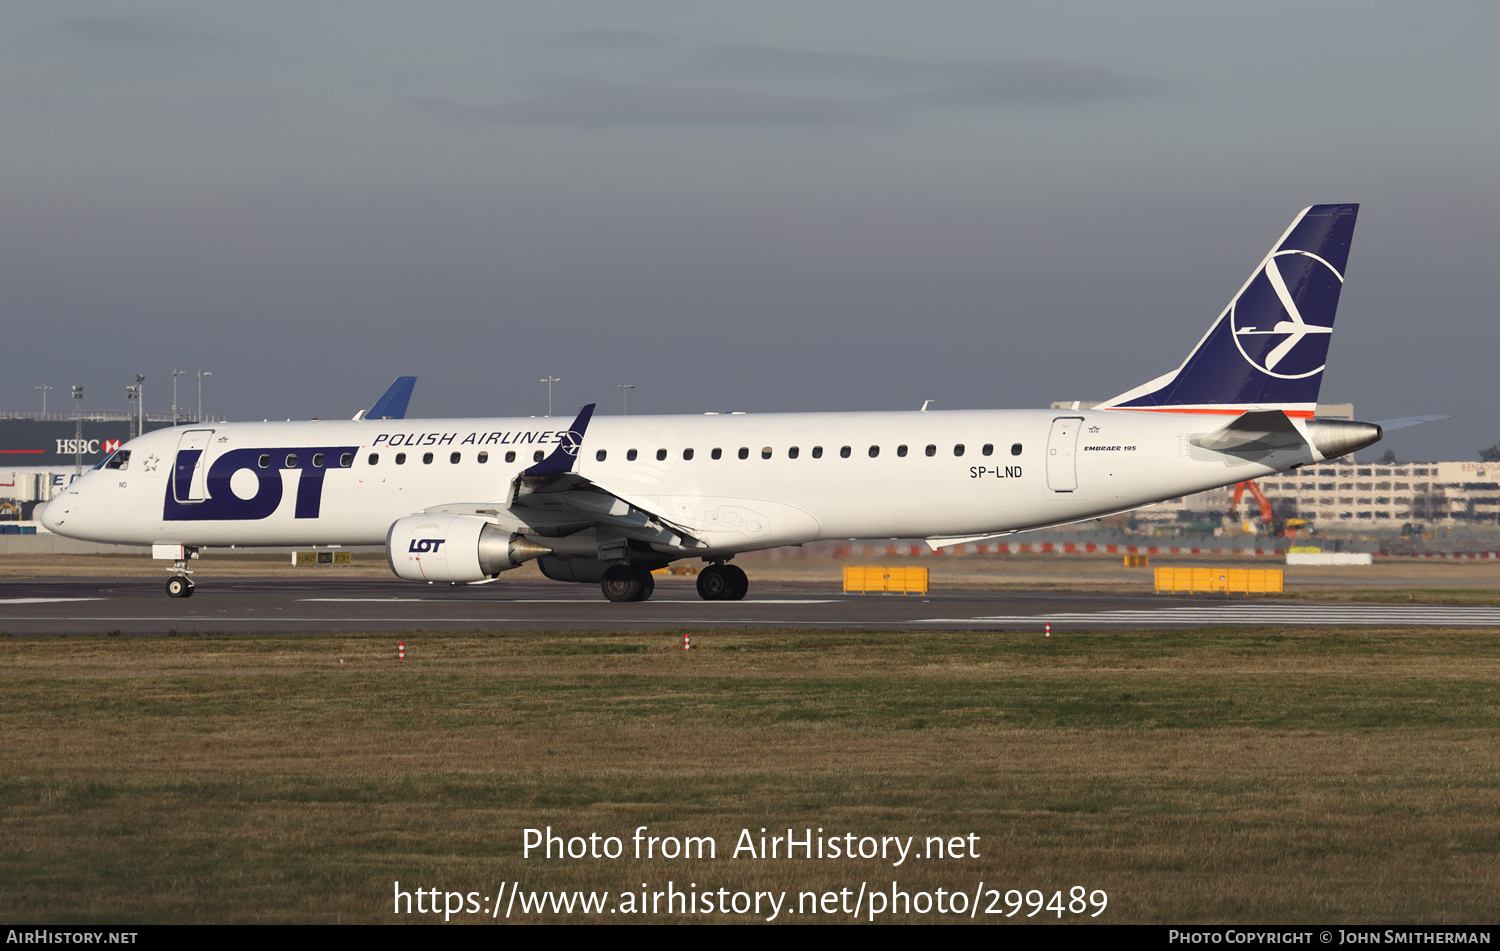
[540,375,560,417]
[71,385,84,478]
[125,384,139,440]
[34,385,53,413]
[135,374,146,434]
[197,370,211,423]
[618,383,634,415]
[172,369,186,424]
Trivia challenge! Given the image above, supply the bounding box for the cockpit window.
[98,450,130,471]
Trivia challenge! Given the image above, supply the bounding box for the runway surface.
[3,575,1499,634]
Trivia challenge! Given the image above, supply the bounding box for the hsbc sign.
[0,420,146,466]
[56,439,117,455]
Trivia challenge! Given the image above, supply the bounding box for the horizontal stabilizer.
[1189,409,1306,455]
[1372,415,1450,432]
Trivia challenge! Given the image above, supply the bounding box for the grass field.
[3,625,1498,924]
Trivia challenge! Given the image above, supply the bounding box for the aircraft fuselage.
[44,407,1309,553]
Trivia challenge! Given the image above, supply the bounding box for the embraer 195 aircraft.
[44,204,1386,602]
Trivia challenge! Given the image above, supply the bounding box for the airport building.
[0,410,206,514]
[1138,460,1500,529]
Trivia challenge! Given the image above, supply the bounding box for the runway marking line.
[296,598,842,605]
[1,616,846,625]
[0,598,107,604]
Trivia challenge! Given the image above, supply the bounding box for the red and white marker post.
[398,641,405,661]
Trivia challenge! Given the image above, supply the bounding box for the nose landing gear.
[160,546,198,598]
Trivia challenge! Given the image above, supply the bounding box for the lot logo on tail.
[1099,204,1358,413]
[1230,250,1342,380]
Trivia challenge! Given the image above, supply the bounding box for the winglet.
[363,376,417,420]
[523,403,596,476]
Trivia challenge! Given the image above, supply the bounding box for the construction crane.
[1228,480,1288,537]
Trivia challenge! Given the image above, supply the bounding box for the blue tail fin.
[1099,204,1358,418]
[364,376,417,420]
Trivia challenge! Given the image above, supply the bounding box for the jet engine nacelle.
[386,513,550,583]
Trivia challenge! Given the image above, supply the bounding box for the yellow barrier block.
[843,566,929,595]
[1124,554,1150,568]
[1153,567,1282,594]
[889,566,929,594]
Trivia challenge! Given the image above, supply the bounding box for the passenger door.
[1046,417,1082,492]
[173,429,215,503]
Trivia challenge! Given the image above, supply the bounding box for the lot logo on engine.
[408,538,445,553]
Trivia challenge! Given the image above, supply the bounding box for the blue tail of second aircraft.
[364,376,417,420]
[1099,203,1358,418]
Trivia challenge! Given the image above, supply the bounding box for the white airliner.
[42,204,1385,602]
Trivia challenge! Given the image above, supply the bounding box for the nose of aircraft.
[37,496,64,533]
[37,475,86,536]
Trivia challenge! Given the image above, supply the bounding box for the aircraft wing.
[508,403,706,551]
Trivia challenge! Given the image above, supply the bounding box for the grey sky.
[2,2,1496,461]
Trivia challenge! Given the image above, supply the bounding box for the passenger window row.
[601,443,1022,463]
[256,452,355,469]
[360,442,1025,467]
[365,449,545,466]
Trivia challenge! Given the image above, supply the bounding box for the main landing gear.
[600,564,656,603]
[697,563,747,601]
[596,562,750,602]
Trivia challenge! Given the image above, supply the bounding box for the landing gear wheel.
[722,564,748,601]
[166,576,195,599]
[600,565,653,602]
[697,564,749,601]
[697,565,729,600]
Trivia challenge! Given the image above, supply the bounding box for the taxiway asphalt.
[3,576,1498,635]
